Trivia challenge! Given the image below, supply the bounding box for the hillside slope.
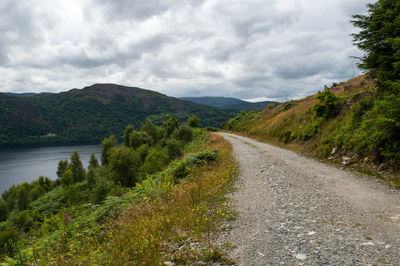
[181,96,247,106]
[225,74,399,184]
[0,84,238,146]
[181,96,277,112]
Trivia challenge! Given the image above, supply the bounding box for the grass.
[11,133,237,265]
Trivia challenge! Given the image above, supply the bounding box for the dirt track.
[218,133,400,265]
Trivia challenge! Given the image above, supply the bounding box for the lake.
[0,145,101,194]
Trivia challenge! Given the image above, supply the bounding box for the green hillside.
[0,84,240,146]
[181,96,277,112]
[181,96,247,106]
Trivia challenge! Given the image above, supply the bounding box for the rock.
[361,242,374,246]
[296,253,307,260]
[307,231,316,236]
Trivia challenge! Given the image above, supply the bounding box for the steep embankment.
[0,84,238,146]
[225,75,399,185]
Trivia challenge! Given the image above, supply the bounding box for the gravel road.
[217,133,400,265]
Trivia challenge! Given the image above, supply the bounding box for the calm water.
[0,145,101,193]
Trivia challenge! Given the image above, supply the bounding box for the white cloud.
[0,0,373,100]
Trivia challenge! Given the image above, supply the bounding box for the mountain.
[180,96,247,106]
[5,92,54,97]
[181,96,277,112]
[0,84,239,146]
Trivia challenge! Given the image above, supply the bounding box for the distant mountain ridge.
[181,96,277,112]
[180,96,248,107]
[5,92,53,97]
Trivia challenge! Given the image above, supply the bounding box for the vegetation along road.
[218,133,400,265]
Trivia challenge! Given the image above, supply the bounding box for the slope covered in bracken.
[225,74,400,186]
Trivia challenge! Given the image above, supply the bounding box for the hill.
[180,96,247,106]
[181,96,277,112]
[0,84,239,146]
[224,74,399,184]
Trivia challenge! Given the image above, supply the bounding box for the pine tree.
[70,151,85,183]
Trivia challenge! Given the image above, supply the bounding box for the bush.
[172,126,193,144]
[0,226,19,257]
[129,131,153,149]
[188,115,201,128]
[137,144,150,163]
[109,147,140,187]
[13,210,33,232]
[141,149,170,175]
[172,161,190,183]
[186,150,219,167]
[312,90,340,119]
[92,178,114,204]
[165,139,183,159]
[0,199,8,222]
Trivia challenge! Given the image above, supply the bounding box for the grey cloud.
[0,0,374,101]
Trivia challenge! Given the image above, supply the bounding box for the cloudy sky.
[0,0,373,101]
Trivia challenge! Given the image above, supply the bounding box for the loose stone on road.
[218,133,400,265]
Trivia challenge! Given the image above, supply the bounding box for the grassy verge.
[5,133,237,265]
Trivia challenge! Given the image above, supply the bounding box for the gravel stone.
[217,133,400,265]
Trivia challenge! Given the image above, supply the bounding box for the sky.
[0,0,373,101]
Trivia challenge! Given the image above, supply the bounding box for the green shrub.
[312,90,340,119]
[172,161,190,183]
[109,147,140,187]
[137,144,150,163]
[188,115,201,128]
[141,149,170,175]
[0,226,19,257]
[172,125,193,144]
[0,200,8,222]
[186,150,219,167]
[92,178,114,204]
[13,210,33,232]
[129,131,153,149]
[165,139,183,159]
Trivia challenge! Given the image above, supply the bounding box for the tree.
[109,147,140,187]
[352,0,400,83]
[101,135,117,165]
[188,115,201,128]
[89,153,100,169]
[70,151,85,183]
[57,160,69,178]
[129,131,153,149]
[141,119,162,143]
[163,115,179,137]
[0,199,8,222]
[352,1,400,161]
[16,183,30,210]
[60,169,74,186]
[123,125,135,146]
